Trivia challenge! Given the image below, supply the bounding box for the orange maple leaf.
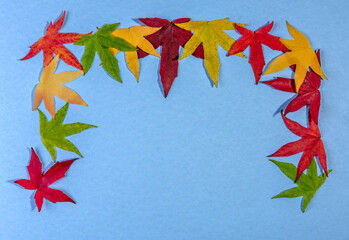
[21,11,90,70]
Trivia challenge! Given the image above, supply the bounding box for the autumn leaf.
[74,23,136,82]
[137,18,204,97]
[109,26,161,81]
[263,21,327,92]
[263,50,322,124]
[175,18,246,87]
[14,148,77,212]
[21,11,89,70]
[32,55,86,119]
[227,22,288,84]
[38,103,97,162]
[270,159,331,212]
[268,113,327,182]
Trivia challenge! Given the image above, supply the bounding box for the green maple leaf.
[38,103,97,162]
[74,23,137,82]
[270,159,331,212]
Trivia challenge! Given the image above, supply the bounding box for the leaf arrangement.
[17,11,329,212]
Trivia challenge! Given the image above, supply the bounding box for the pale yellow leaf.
[33,55,86,119]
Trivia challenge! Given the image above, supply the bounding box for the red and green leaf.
[268,113,327,182]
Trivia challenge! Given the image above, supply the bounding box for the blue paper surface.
[0,0,349,239]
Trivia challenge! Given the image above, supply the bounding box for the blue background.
[1,0,349,239]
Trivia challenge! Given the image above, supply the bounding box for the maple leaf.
[38,103,97,162]
[74,23,136,82]
[33,55,87,119]
[270,159,331,212]
[268,113,327,182]
[227,22,289,84]
[137,18,204,97]
[21,11,89,70]
[175,18,246,87]
[109,26,161,81]
[263,50,323,124]
[263,21,327,92]
[14,148,77,212]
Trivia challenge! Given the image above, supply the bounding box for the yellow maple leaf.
[33,55,87,119]
[175,18,245,87]
[263,21,327,92]
[110,26,161,81]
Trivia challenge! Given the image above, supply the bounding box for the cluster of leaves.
[18,11,100,211]
[74,23,136,82]
[227,21,329,212]
[18,11,330,212]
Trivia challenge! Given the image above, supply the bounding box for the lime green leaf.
[272,187,305,199]
[38,103,97,162]
[269,159,310,188]
[302,192,316,212]
[269,159,298,181]
[270,159,331,212]
[306,158,318,189]
[74,23,136,82]
[74,34,94,46]
[80,37,96,74]
[96,44,121,82]
[98,23,120,35]
[97,34,136,51]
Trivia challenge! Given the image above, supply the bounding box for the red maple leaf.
[14,148,77,212]
[21,11,90,70]
[262,50,322,124]
[268,113,327,182]
[137,18,204,97]
[227,22,288,84]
